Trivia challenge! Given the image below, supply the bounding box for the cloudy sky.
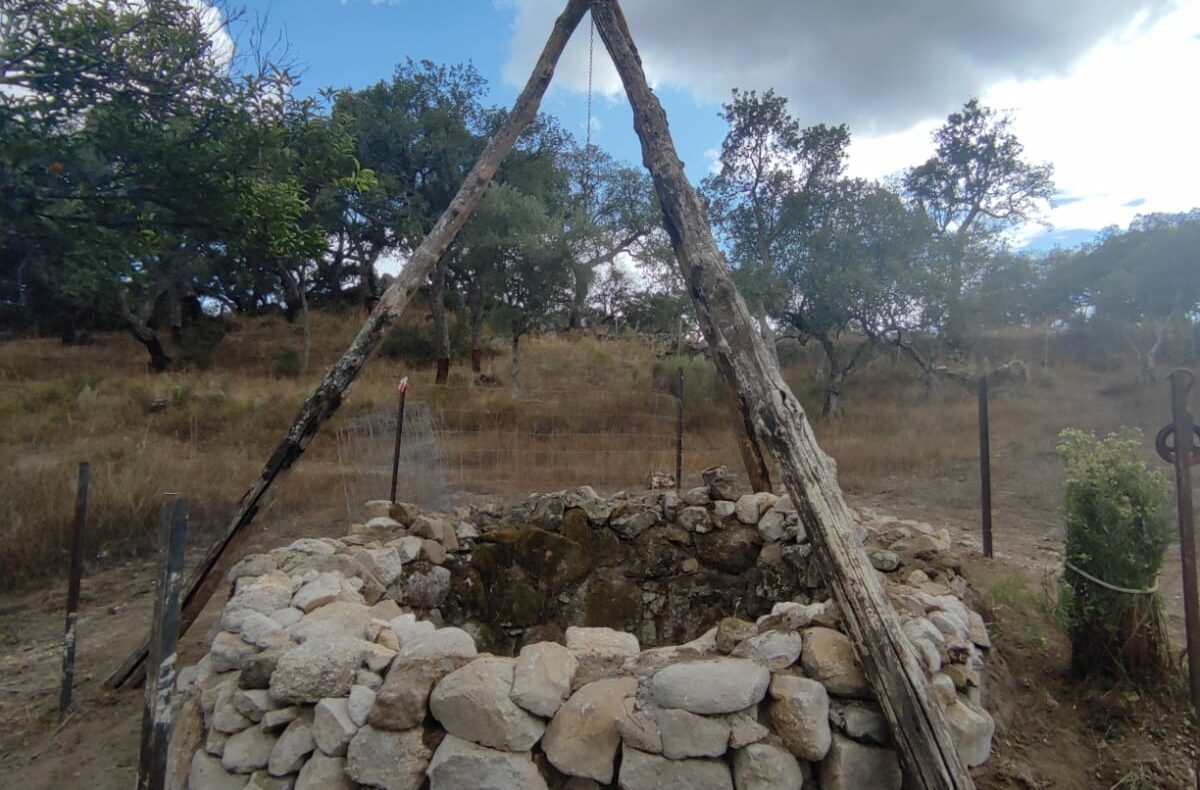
[240,0,1200,250]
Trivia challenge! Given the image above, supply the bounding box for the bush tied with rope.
[1057,427,1174,680]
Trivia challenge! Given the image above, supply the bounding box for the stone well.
[169,465,995,789]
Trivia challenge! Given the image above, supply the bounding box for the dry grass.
[0,311,1181,590]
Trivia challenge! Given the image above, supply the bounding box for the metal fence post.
[978,375,993,558]
[675,368,684,490]
[137,497,188,790]
[59,461,88,717]
[1156,369,1200,746]
[390,377,409,504]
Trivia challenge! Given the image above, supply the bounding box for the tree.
[780,179,928,415]
[904,99,1054,347]
[704,89,849,363]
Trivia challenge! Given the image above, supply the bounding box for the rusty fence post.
[390,377,409,504]
[675,368,684,491]
[59,461,89,718]
[1156,369,1200,790]
[137,496,188,790]
[978,376,993,558]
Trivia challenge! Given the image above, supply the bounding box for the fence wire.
[335,386,680,515]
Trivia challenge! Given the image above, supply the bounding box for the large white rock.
[345,725,432,790]
[801,627,870,698]
[618,745,733,790]
[651,659,770,715]
[564,626,639,658]
[210,632,258,674]
[239,612,285,649]
[819,734,902,790]
[429,657,545,752]
[270,638,368,704]
[287,601,370,644]
[510,641,578,717]
[767,674,831,761]
[542,677,636,783]
[656,708,730,759]
[732,742,804,790]
[946,697,995,767]
[225,574,294,623]
[295,752,352,790]
[369,661,445,731]
[426,734,549,790]
[312,697,359,757]
[347,685,376,727]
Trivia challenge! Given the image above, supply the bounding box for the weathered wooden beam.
[104,0,591,690]
[589,2,975,787]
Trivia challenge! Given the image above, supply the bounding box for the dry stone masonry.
[170,466,995,789]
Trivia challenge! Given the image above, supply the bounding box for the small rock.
[731,630,803,670]
[369,661,445,731]
[767,674,831,761]
[269,608,304,628]
[683,487,711,506]
[211,632,258,674]
[801,627,870,698]
[287,602,370,645]
[732,742,804,790]
[190,752,247,790]
[966,610,992,649]
[268,715,314,776]
[455,521,480,541]
[261,707,300,731]
[221,725,277,774]
[734,495,761,525]
[398,627,477,662]
[426,734,549,790]
[723,708,769,748]
[832,701,890,745]
[657,708,731,759]
[346,725,432,790]
[565,626,639,686]
[714,617,757,653]
[819,734,901,790]
[652,658,770,715]
[244,769,293,790]
[228,554,278,583]
[542,677,636,783]
[292,573,344,613]
[347,685,375,727]
[618,745,733,790]
[420,539,447,565]
[289,538,337,556]
[945,697,995,767]
[429,657,545,752]
[702,465,743,502]
[616,697,663,754]
[295,752,352,790]
[757,509,786,542]
[404,566,452,609]
[363,516,403,532]
[931,673,958,705]
[868,549,901,572]
[677,506,712,533]
[713,500,737,520]
[511,641,578,717]
[390,535,424,563]
[312,697,358,757]
[232,688,276,722]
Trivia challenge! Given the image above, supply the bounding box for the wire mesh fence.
[334,385,682,516]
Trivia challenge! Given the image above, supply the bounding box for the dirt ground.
[1,480,1195,789]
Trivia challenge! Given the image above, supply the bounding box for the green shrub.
[272,348,301,378]
[1056,427,1173,680]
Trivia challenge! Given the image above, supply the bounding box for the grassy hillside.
[0,311,1178,589]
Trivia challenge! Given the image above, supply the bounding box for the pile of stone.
[170,470,995,789]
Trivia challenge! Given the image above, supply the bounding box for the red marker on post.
[390,377,408,504]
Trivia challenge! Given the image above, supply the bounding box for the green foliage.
[1056,427,1173,680]
[381,324,438,366]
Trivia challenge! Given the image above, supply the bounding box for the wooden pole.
[103,0,591,690]
[1164,372,1200,716]
[137,497,188,790]
[589,2,974,786]
[389,377,409,503]
[978,376,993,558]
[58,461,88,717]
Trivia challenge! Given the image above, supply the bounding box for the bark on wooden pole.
[104,0,591,689]
[589,2,974,786]
[137,496,187,790]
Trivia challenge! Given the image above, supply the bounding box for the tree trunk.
[756,302,779,368]
[118,290,171,373]
[468,279,485,373]
[431,253,451,384]
[569,263,591,330]
[103,0,590,690]
[510,333,521,399]
[591,4,974,788]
